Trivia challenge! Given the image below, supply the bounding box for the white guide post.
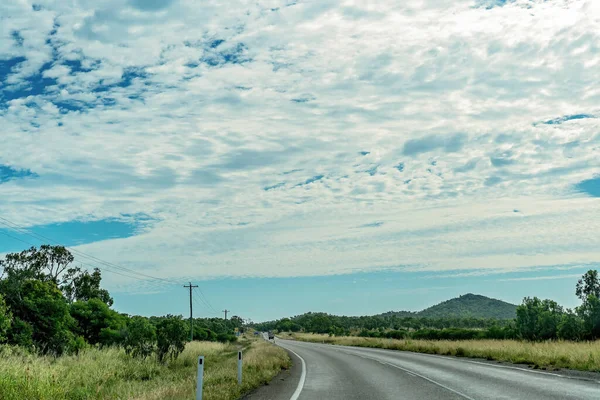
[238,350,243,385]
[196,356,205,400]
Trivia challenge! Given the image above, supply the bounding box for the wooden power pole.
[184,282,198,341]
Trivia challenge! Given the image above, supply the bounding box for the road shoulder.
[242,343,302,400]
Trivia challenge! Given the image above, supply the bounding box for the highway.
[246,337,600,400]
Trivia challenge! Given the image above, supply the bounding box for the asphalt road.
[246,337,600,400]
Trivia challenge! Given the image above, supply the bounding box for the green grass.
[0,336,290,400]
[287,332,600,372]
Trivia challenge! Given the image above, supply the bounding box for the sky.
[1,0,599,322]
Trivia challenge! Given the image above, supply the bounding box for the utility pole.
[184,282,198,341]
[223,309,230,320]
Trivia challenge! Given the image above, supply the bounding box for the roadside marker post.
[196,356,204,400]
[238,351,243,385]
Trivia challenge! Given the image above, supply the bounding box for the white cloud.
[1,0,600,291]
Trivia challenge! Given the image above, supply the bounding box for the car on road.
[268,331,275,340]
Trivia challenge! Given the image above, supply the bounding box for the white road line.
[341,350,476,400]
[383,361,476,400]
[379,349,600,383]
[333,344,600,383]
[278,343,307,400]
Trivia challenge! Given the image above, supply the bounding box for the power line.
[0,222,167,292]
[0,216,179,284]
[192,288,220,316]
[192,288,212,310]
[193,286,219,314]
[0,228,156,283]
[0,216,179,285]
[0,215,220,310]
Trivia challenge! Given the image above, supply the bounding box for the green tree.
[230,315,244,329]
[577,295,600,339]
[576,270,600,303]
[516,297,563,341]
[0,294,11,342]
[8,317,34,348]
[62,267,113,306]
[557,311,584,341]
[0,245,74,284]
[123,316,156,358]
[156,315,188,362]
[0,246,108,307]
[192,325,209,341]
[70,298,126,345]
[309,314,332,334]
[17,280,75,355]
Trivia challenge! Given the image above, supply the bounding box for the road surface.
[246,337,600,400]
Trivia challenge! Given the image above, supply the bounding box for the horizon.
[1,0,599,322]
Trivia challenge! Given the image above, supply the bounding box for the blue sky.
[1,0,600,321]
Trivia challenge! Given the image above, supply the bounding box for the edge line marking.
[278,341,307,400]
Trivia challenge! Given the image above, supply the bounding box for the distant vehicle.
[268,331,275,340]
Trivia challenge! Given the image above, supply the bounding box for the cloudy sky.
[1,0,599,321]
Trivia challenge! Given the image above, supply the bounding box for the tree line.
[252,270,600,342]
[0,245,242,358]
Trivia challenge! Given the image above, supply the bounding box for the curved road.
[246,338,600,400]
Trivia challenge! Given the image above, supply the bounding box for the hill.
[381,293,517,320]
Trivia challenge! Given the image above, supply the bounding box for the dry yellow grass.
[0,336,290,400]
[288,332,600,372]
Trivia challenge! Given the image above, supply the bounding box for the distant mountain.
[380,293,518,320]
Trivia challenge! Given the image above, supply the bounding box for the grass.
[286,332,600,372]
[0,336,290,400]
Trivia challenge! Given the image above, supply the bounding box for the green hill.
[418,293,517,319]
[381,293,517,320]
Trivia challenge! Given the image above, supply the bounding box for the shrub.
[7,317,34,348]
[19,280,76,356]
[216,332,237,343]
[124,316,156,358]
[384,330,408,340]
[156,315,188,362]
[0,294,11,342]
[558,313,584,341]
[69,335,88,355]
[70,299,126,345]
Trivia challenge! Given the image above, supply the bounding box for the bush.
[385,330,408,339]
[411,328,483,341]
[558,313,584,341]
[0,294,11,342]
[193,326,209,341]
[99,327,126,347]
[69,335,88,355]
[124,316,156,358]
[216,332,238,343]
[485,324,517,340]
[7,318,34,348]
[156,316,188,362]
[70,299,126,345]
[19,280,76,356]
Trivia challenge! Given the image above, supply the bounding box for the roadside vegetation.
[0,245,244,358]
[0,336,290,400]
[0,245,290,399]
[285,332,600,372]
